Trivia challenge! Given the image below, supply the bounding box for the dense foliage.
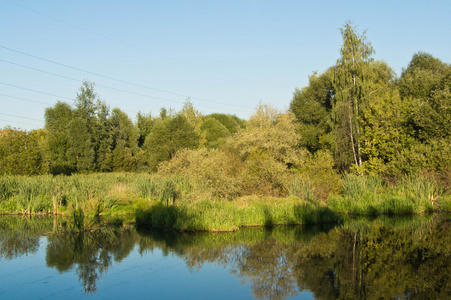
[1,81,245,175]
[290,21,451,176]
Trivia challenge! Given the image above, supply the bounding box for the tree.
[359,66,412,174]
[67,117,94,172]
[95,103,113,172]
[136,112,153,148]
[44,101,74,174]
[228,104,307,196]
[0,128,49,175]
[72,81,114,171]
[199,117,230,148]
[331,21,375,170]
[398,53,451,142]
[206,113,246,134]
[143,115,198,171]
[398,52,450,99]
[110,108,139,171]
[180,98,203,132]
[290,69,334,153]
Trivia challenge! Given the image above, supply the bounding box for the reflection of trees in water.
[289,216,451,299]
[0,216,53,260]
[138,215,451,300]
[2,215,451,298]
[137,226,324,299]
[45,226,137,294]
[231,240,297,299]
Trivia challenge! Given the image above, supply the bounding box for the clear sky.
[1,0,451,131]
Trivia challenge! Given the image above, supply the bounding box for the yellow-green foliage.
[0,129,49,175]
[159,148,243,199]
[159,105,310,198]
[295,150,342,201]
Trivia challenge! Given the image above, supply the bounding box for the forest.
[0,22,450,221]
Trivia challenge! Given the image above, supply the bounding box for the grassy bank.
[328,175,451,215]
[0,173,189,216]
[0,173,449,231]
[135,196,339,231]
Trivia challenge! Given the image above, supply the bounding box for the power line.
[0,93,52,106]
[0,118,41,127]
[0,93,139,118]
[0,58,82,83]
[0,45,253,112]
[0,113,43,122]
[0,58,239,112]
[0,81,73,101]
[4,0,240,79]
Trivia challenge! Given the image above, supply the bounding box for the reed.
[328,174,447,215]
[288,177,315,202]
[135,196,340,232]
[0,173,141,215]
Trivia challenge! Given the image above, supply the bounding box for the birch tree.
[332,21,374,170]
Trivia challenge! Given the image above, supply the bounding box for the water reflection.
[46,226,137,293]
[1,214,450,299]
[0,216,52,259]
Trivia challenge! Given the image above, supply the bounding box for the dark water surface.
[0,214,450,299]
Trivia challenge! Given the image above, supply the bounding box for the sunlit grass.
[135,196,340,232]
[1,172,448,231]
[328,174,447,215]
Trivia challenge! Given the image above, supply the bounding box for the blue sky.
[1,0,451,130]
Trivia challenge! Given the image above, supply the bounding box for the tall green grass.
[135,196,340,232]
[288,177,315,202]
[0,173,197,215]
[1,172,448,230]
[328,175,448,215]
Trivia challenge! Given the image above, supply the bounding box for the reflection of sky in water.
[0,236,312,299]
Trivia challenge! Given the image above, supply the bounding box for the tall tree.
[67,117,94,172]
[110,108,139,171]
[71,81,112,171]
[44,101,74,174]
[332,21,375,170]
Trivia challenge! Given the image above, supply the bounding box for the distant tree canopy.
[0,83,246,175]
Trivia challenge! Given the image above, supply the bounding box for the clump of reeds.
[288,177,315,202]
[135,196,341,232]
[133,175,188,205]
[328,174,447,215]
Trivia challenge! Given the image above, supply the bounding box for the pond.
[0,214,450,299]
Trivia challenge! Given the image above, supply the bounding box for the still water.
[0,215,450,299]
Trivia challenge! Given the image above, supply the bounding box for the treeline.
[1,21,450,195]
[0,82,245,176]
